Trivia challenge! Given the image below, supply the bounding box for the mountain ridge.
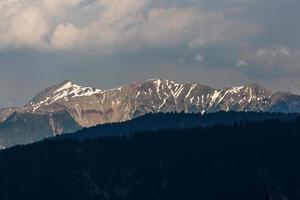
[1,78,300,148]
[2,78,300,126]
[25,78,300,119]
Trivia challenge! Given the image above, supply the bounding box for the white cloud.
[195,53,204,62]
[10,6,49,46]
[236,44,297,77]
[51,23,84,49]
[254,44,291,68]
[43,0,81,12]
[0,3,49,49]
[98,0,147,24]
[0,0,262,52]
[256,45,291,58]
[188,38,206,49]
[236,60,248,67]
[132,6,260,48]
[0,0,18,10]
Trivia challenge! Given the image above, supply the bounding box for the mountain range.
[1,78,300,148]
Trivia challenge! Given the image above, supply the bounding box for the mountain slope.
[62,112,300,141]
[1,78,300,148]
[0,111,80,148]
[1,115,300,200]
[24,78,300,127]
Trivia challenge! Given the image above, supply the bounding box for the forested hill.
[62,111,299,140]
[0,115,300,200]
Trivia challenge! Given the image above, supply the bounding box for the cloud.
[0,0,261,52]
[235,44,298,78]
[1,0,300,108]
[0,4,49,49]
[236,60,248,67]
[98,0,148,24]
[51,23,84,49]
[194,53,204,62]
[42,0,81,11]
[188,38,206,49]
[256,45,291,59]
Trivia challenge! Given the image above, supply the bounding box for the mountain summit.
[0,78,300,148]
[25,78,300,126]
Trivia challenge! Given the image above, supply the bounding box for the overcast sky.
[0,0,300,107]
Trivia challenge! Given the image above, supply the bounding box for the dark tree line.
[63,111,299,140]
[0,113,300,200]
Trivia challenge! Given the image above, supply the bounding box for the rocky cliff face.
[1,78,300,148]
[24,78,300,127]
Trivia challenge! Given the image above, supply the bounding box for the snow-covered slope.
[28,80,102,112]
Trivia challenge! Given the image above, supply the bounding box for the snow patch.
[185,84,197,100]
[210,90,221,105]
[227,86,244,94]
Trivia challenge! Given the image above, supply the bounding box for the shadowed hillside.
[0,113,300,200]
[62,111,299,140]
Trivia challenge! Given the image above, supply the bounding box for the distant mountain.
[24,79,300,127]
[1,78,300,148]
[1,115,300,200]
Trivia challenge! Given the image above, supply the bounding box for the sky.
[0,0,300,107]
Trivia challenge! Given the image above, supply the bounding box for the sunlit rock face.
[24,78,300,127]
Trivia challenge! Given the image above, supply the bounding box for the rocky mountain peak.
[27,80,103,112]
[1,78,297,128]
